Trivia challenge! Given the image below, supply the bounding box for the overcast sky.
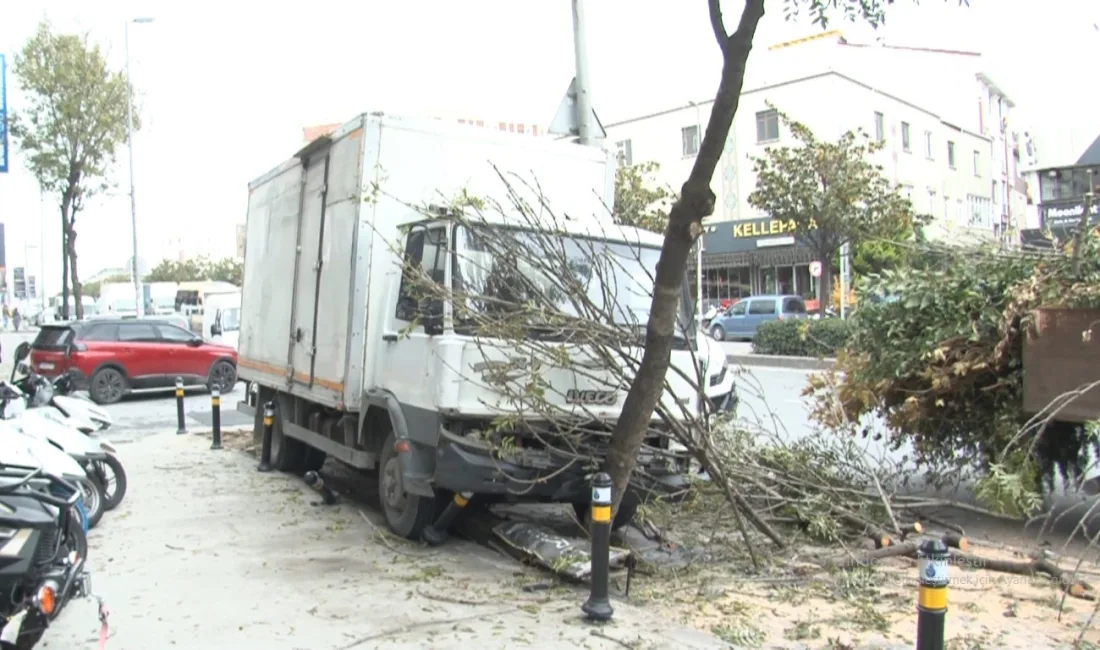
[0,0,1096,298]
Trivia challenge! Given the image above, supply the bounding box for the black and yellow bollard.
[916,538,949,650]
[421,491,475,546]
[257,401,275,473]
[174,377,187,435]
[210,388,222,450]
[581,472,614,622]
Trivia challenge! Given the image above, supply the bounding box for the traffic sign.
[809,261,822,278]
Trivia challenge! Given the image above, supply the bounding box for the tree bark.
[67,224,83,320]
[818,262,833,317]
[604,0,766,515]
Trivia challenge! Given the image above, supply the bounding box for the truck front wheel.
[378,431,438,540]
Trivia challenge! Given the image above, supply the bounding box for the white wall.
[606,71,996,242]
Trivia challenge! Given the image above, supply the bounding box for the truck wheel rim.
[382,458,407,512]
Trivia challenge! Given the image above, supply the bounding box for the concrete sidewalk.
[47,431,727,650]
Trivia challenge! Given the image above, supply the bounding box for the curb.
[726,353,834,371]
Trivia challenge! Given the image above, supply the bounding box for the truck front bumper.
[432,426,689,504]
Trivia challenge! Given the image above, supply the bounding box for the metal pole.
[839,242,849,319]
[571,0,598,147]
[38,186,45,312]
[124,20,144,318]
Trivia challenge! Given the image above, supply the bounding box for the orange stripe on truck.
[238,357,344,393]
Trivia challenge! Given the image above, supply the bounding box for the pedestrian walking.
[13,307,22,332]
[2,303,10,330]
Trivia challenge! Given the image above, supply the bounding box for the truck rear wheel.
[253,394,304,472]
[378,431,437,540]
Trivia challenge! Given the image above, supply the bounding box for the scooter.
[0,445,94,650]
[7,345,126,512]
[0,388,108,529]
[10,343,112,433]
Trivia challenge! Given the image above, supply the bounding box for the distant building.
[302,113,543,145]
[1024,135,1100,246]
[605,31,1034,302]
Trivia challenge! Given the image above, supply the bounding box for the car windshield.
[453,225,690,341]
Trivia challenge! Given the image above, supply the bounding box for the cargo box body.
[237,113,615,412]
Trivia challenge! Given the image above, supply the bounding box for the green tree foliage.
[613,162,674,235]
[81,273,131,300]
[805,235,1100,503]
[9,22,136,319]
[144,256,243,286]
[747,110,920,314]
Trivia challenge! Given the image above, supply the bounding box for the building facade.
[605,66,996,303]
[1027,133,1100,245]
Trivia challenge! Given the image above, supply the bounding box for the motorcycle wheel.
[76,477,105,529]
[91,454,128,511]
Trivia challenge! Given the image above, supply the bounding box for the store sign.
[732,217,817,239]
[1041,201,1100,233]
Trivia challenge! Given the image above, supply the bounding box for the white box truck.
[236,112,736,539]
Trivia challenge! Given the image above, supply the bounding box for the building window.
[927,189,938,218]
[924,131,933,159]
[614,139,633,167]
[756,109,779,143]
[874,112,885,143]
[901,122,911,152]
[946,141,956,169]
[681,125,700,156]
[973,150,981,177]
[901,184,914,200]
[967,194,992,228]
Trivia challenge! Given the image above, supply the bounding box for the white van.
[205,292,241,349]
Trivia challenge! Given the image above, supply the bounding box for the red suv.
[29,319,238,405]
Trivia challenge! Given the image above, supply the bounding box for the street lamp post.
[125,17,154,318]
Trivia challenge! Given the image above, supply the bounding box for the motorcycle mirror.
[13,342,30,364]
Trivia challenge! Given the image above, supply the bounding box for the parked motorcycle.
[0,389,108,529]
[0,444,93,650]
[8,344,126,512]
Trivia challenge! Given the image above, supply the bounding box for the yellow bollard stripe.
[918,586,947,610]
[453,494,469,507]
[263,417,273,426]
[212,398,220,406]
[175,389,184,397]
[591,505,612,523]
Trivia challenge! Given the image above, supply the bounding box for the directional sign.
[809,261,822,278]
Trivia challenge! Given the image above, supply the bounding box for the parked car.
[27,318,238,405]
[708,294,809,341]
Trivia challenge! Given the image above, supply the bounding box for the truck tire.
[378,431,438,540]
[301,446,327,473]
[572,500,639,532]
[254,396,304,472]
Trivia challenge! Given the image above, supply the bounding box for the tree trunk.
[59,205,70,321]
[818,262,833,317]
[604,0,766,515]
[67,225,83,320]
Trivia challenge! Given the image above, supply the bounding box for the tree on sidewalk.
[601,0,966,522]
[9,21,136,319]
[747,109,918,315]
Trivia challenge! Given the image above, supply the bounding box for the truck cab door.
[377,224,449,415]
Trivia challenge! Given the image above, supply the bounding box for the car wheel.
[89,367,128,405]
[207,360,237,393]
[710,324,726,342]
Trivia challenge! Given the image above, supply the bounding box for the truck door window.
[395,226,447,323]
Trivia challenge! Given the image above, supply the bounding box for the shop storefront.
[1039,199,1100,240]
[691,216,818,304]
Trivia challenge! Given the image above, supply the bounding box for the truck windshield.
[453,225,690,342]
